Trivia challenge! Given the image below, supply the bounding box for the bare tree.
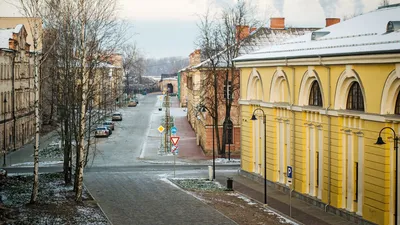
[196,9,223,156]
[19,0,127,201]
[18,0,46,204]
[196,0,259,157]
[380,0,390,7]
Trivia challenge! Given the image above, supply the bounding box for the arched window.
[346,82,364,111]
[308,81,322,106]
[395,91,400,115]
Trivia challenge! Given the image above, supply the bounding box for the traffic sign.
[170,136,180,145]
[171,145,179,155]
[287,166,293,184]
[158,125,165,133]
[171,126,177,134]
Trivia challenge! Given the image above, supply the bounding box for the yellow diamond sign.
[158,125,165,133]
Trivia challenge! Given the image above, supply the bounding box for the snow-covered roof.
[193,26,319,68]
[96,62,117,68]
[0,29,13,49]
[234,5,400,62]
[0,24,24,49]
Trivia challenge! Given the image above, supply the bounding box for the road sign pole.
[174,148,176,178]
[287,165,293,218]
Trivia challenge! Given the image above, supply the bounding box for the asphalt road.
[82,93,238,225]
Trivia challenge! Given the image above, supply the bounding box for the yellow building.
[0,24,35,154]
[234,5,400,225]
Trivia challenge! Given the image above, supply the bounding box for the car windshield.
[96,127,106,130]
[113,113,121,116]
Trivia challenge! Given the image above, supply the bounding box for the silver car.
[95,127,110,137]
[112,112,122,121]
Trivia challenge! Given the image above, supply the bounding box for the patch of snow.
[160,177,206,202]
[142,160,190,165]
[227,192,257,205]
[209,158,241,164]
[11,161,63,167]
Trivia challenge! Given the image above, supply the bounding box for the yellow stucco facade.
[238,59,400,225]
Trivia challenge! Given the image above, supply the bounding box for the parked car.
[128,100,137,107]
[103,121,115,130]
[112,112,122,121]
[95,127,110,137]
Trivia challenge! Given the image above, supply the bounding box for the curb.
[83,182,113,225]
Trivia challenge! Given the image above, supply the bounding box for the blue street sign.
[171,126,177,134]
[287,166,292,179]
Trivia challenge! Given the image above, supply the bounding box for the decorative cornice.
[234,53,400,68]
[239,100,400,123]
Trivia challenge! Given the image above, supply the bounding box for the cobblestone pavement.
[84,169,237,225]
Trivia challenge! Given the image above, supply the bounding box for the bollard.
[208,166,213,180]
[227,177,233,191]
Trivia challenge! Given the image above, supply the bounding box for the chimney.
[325,18,340,27]
[235,25,249,42]
[189,49,201,66]
[270,17,285,29]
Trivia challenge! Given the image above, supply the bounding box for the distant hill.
[144,56,188,76]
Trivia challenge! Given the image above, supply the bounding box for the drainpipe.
[286,58,296,190]
[319,56,332,212]
[11,50,16,152]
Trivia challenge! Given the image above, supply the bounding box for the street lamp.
[251,107,267,205]
[198,104,215,180]
[3,97,7,167]
[375,127,398,225]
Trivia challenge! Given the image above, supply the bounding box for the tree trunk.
[213,71,221,156]
[63,118,71,184]
[30,19,40,204]
[74,0,87,202]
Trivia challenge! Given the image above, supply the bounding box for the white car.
[95,127,110,137]
[112,112,122,121]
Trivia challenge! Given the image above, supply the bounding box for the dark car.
[103,121,115,130]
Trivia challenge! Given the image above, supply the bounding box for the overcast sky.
[1,0,399,58]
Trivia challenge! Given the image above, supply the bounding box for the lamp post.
[3,97,7,167]
[251,107,267,205]
[375,127,398,225]
[198,104,215,180]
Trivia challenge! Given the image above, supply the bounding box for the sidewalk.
[0,129,60,167]
[140,95,209,164]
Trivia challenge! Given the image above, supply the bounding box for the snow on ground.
[227,192,257,205]
[11,161,63,167]
[160,177,209,202]
[142,160,190,165]
[0,173,108,224]
[209,158,241,164]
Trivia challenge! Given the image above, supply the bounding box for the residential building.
[0,24,35,155]
[234,4,400,225]
[183,18,321,156]
[91,60,123,112]
[0,17,43,51]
